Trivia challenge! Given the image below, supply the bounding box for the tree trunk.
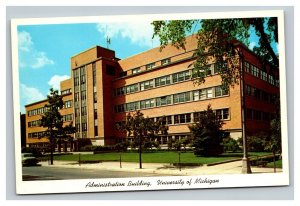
[273,152,276,173]
[50,137,53,165]
[139,135,142,169]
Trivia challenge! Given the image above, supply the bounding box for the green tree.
[40,88,75,165]
[189,104,226,156]
[263,96,281,172]
[152,18,278,87]
[116,111,168,168]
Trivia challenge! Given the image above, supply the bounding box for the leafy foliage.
[40,88,76,164]
[116,110,168,168]
[152,18,278,88]
[222,137,241,152]
[189,104,227,156]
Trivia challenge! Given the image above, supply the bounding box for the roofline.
[71,45,116,58]
[25,98,48,107]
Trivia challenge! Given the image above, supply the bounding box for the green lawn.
[266,159,282,168]
[43,151,271,165]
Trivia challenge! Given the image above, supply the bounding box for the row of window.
[116,108,230,128]
[61,89,71,95]
[75,122,87,132]
[245,84,277,103]
[114,63,221,97]
[28,100,73,117]
[28,114,73,128]
[246,108,274,121]
[28,107,49,117]
[126,58,171,77]
[63,100,73,108]
[62,114,73,122]
[28,131,47,138]
[114,85,229,113]
[28,120,41,127]
[244,61,279,87]
[75,106,87,117]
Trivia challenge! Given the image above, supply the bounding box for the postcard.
[11,10,289,194]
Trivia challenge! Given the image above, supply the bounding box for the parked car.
[22,153,39,166]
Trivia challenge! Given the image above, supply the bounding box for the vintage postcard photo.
[11,10,289,194]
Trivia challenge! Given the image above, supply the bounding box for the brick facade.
[24,35,279,148]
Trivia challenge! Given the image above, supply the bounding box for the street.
[22,165,168,181]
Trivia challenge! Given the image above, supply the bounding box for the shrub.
[223,137,240,152]
[115,141,130,152]
[237,134,268,152]
[76,138,92,150]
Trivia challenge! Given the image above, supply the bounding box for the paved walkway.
[40,160,281,176]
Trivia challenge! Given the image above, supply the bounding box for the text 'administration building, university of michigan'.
[25,35,280,150]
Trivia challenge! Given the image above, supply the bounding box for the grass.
[42,151,272,165]
[266,159,282,168]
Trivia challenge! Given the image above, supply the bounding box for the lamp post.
[239,48,252,174]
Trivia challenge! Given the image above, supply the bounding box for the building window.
[215,108,229,120]
[140,80,154,91]
[115,87,125,96]
[174,113,191,124]
[82,123,87,131]
[193,90,199,101]
[161,58,171,65]
[74,77,79,86]
[63,114,73,122]
[244,61,250,73]
[63,100,72,108]
[94,126,98,136]
[126,84,139,94]
[115,104,125,113]
[74,92,80,102]
[260,70,268,81]
[268,74,275,85]
[125,102,140,111]
[81,106,87,116]
[173,92,191,104]
[155,75,171,87]
[94,92,97,103]
[140,99,154,109]
[75,123,80,132]
[251,65,260,77]
[81,91,86,100]
[156,95,171,106]
[132,67,140,74]
[146,62,156,70]
[75,108,80,117]
[193,112,205,122]
[61,89,71,95]
[157,116,172,125]
[94,109,97,119]
[172,70,190,83]
[93,63,96,86]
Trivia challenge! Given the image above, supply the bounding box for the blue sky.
[17,20,277,114]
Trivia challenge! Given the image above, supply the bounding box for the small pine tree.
[40,88,75,165]
[189,104,226,156]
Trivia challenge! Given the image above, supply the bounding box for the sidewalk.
[40,160,281,176]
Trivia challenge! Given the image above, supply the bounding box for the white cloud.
[18,30,54,69]
[48,75,70,91]
[31,52,54,69]
[249,41,256,50]
[18,31,33,52]
[20,83,45,105]
[96,21,160,48]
